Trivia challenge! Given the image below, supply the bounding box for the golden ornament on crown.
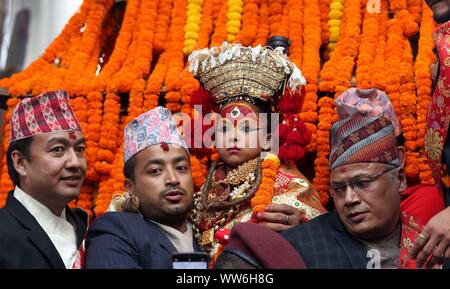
[188,42,306,106]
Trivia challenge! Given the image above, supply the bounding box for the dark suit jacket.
[282,211,370,269]
[0,190,88,269]
[85,212,201,269]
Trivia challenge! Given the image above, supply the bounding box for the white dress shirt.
[150,220,195,253]
[13,186,78,269]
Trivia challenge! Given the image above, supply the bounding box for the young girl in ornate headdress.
[188,42,326,261]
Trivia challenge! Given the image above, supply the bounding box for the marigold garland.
[390,0,419,37]
[300,0,321,154]
[0,0,440,215]
[95,117,126,217]
[144,53,168,112]
[84,0,140,194]
[0,0,92,92]
[414,2,436,184]
[63,0,113,96]
[407,0,422,24]
[183,0,204,55]
[327,0,343,52]
[319,0,331,44]
[251,153,281,213]
[268,0,286,37]
[287,0,303,68]
[95,92,121,174]
[312,97,336,205]
[164,0,187,113]
[0,98,20,204]
[196,0,214,48]
[384,18,404,118]
[252,0,269,45]
[399,39,419,179]
[109,0,157,94]
[226,0,243,42]
[235,0,260,46]
[210,1,229,46]
[372,0,388,90]
[356,0,379,89]
[85,91,104,182]
[190,155,208,191]
[125,0,158,119]
[153,0,174,54]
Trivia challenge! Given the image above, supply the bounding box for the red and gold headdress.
[188,41,310,162]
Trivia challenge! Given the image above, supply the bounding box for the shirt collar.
[13,185,67,222]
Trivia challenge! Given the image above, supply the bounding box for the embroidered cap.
[335,88,401,137]
[329,115,400,170]
[123,106,188,163]
[10,90,82,143]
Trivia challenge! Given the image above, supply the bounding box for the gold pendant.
[200,228,215,246]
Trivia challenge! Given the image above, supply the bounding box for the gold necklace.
[190,190,247,250]
[226,157,258,186]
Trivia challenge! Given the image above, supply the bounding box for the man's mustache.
[159,187,187,198]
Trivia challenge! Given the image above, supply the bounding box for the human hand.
[410,206,450,268]
[256,204,305,232]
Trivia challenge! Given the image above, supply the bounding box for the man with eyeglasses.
[282,114,435,268]
[334,87,446,268]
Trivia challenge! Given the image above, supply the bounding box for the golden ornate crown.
[188,42,306,105]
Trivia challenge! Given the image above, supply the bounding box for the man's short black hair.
[6,137,33,186]
[123,154,138,183]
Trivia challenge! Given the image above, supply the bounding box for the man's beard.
[152,187,193,224]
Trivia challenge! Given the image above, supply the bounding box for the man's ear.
[397,146,406,166]
[11,150,28,178]
[397,167,407,193]
[124,178,134,195]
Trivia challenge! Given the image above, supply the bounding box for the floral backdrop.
[0,0,436,218]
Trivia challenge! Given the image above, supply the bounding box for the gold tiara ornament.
[188,42,306,105]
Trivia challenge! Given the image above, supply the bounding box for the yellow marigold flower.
[227,20,241,28]
[228,1,243,13]
[264,153,281,166]
[328,19,341,27]
[328,10,343,19]
[227,25,241,34]
[186,15,201,23]
[227,34,236,42]
[184,39,197,47]
[330,2,343,10]
[187,3,202,13]
[185,31,199,39]
[329,27,340,41]
[184,23,200,33]
[227,11,242,20]
[228,0,243,7]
